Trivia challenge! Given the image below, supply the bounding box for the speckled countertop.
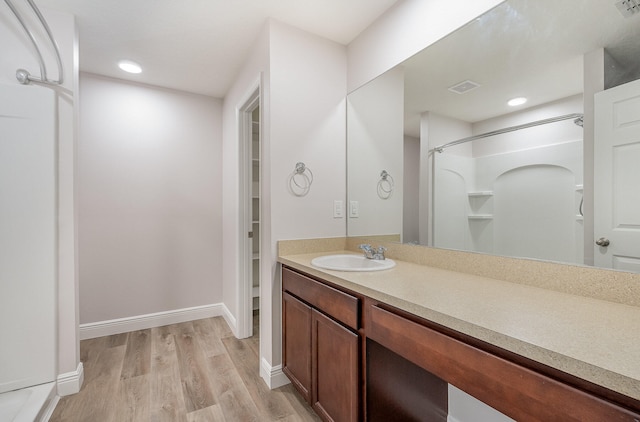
[278,250,640,402]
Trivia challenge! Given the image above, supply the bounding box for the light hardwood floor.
[50,313,320,421]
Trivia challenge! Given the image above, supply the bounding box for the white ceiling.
[400,0,640,137]
[37,0,399,97]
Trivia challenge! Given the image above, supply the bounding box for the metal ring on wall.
[289,162,313,197]
[377,170,394,199]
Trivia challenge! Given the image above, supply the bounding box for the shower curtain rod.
[432,113,584,153]
[4,0,64,86]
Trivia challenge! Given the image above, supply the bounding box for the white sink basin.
[311,254,395,272]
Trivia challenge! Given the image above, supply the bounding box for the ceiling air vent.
[616,0,640,17]
[448,80,481,95]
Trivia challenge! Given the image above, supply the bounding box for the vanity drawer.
[282,267,359,330]
[367,304,639,422]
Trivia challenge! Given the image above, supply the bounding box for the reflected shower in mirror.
[431,95,584,264]
[346,0,640,270]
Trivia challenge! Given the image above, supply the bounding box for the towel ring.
[289,162,313,197]
[377,170,394,199]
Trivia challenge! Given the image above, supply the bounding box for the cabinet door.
[283,292,312,403]
[312,309,359,422]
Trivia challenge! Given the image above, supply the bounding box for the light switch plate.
[349,200,359,218]
[333,200,343,218]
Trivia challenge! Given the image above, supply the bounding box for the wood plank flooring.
[50,313,320,421]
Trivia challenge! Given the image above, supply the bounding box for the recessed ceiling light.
[508,97,527,107]
[118,60,142,74]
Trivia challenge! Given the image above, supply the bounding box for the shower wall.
[0,83,56,394]
[432,95,584,264]
[435,140,583,263]
[0,5,80,396]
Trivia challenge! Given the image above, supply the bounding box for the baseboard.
[79,303,225,340]
[221,304,238,337]
[56,362,84,396]
[260,358,290,390]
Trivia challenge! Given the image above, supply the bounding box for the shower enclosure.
[1,0,69,419]
[432,111,584,264]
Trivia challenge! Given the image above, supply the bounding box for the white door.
[594,78,640,271]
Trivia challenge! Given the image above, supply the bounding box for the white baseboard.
[79,303,225,340]
[56,362,84,396]
[221,304,238,337]
[260,358,290,390]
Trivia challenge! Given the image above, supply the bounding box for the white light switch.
[333,200,343,218]
[349,200,359,218]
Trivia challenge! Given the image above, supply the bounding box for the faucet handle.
[375,246,387,259]
[358,244,372,251]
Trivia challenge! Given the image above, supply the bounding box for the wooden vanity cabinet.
[282,267,360,422]
[283,265,640,421]
[366,300,640,422]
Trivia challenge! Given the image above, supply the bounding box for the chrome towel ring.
[377,170,394,199]
[289,162,313,197]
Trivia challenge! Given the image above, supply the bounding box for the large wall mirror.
[346,0,640,272]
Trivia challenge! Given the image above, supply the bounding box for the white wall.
[347,67,404,237]
[269,22,347,242]
[222,20,347,387]
[221,21,269,337]
[347,0,505,92]
[0,6,80,393]
[79,73,223,323]
[448,385,514,422]
[471,95,584,157]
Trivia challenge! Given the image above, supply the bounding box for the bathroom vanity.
[279,248,640,422]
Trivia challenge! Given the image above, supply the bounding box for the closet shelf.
[252,286,260,298]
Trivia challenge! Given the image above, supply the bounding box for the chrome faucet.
[358,244,387,260]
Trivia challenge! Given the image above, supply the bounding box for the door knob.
[595,237,610,247]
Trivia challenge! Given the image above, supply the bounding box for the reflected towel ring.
[289,162,313,197]
[377,170,394,199]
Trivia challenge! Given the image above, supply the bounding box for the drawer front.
[282,267,359,330]
[368,304,640,422]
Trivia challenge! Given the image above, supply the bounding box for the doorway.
[238,85,261,339]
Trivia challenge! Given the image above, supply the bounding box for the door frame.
[237,78,261,339]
